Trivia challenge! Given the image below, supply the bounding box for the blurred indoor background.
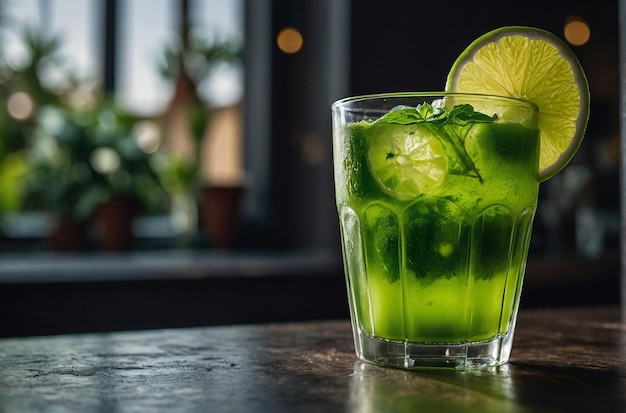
[0,0,619,336]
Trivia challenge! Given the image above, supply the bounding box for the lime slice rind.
[446,26,589,182]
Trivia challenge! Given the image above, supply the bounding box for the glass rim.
[331,91,538,111]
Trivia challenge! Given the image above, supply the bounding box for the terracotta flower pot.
[94,196,142,251]
[199,186,243,249]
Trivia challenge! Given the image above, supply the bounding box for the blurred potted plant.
[0,26,66,235]
[24,103,169,250]
[2,22,172,251]
[23,107,94,250]
[157,18,244,248]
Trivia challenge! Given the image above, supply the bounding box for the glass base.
[353,327,516,370]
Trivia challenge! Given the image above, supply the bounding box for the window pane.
[191,0,243,38]
[0,0,39,69]
[116,0,244,115]
[116,0,175,116]
[49,0,100,82]
[1,0,99,84]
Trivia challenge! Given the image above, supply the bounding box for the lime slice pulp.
[367,123,448,200]
[446,26,590,181]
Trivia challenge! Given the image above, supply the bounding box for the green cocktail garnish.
[367,103,497,199]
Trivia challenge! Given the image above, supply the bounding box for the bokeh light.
[277,27,303,54]
[7,92,35,120]
[133,121,162,154]
[90,147,121,175]
[564,16,590,46]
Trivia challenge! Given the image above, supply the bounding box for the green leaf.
[376,108,423,125]
[376,103,497,126]
[448,104,497,124]
[441,123,483,182]
[374,102,497,182]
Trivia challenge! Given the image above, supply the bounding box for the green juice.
[335,105,540,345]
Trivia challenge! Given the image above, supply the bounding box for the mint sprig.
[376,103,497,182]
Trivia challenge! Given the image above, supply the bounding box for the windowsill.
[0,248,619,338]
[0,248,342,284]
[0,247,617,287]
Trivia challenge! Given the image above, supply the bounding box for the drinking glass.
[332,92,539,369]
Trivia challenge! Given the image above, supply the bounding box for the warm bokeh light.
[7,92,35,120]
[277,27,303,54]
[564,16,590,46]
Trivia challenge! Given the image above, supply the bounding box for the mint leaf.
[448,104,497,124]
[441,123,483,182]
[377,108,423,125]
[377,103,497,125]
[375,103,495,182]
[416,102,440,120]
[379,103,447,124]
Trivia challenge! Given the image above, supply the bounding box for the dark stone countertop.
[1,305,625,412]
